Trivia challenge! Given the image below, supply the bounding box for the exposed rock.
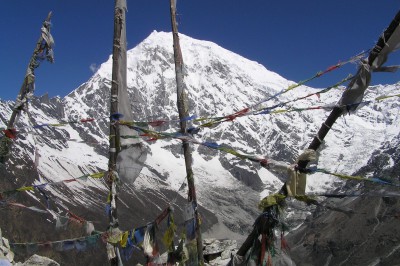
[287,189,400,266]
[0,229,59,266]
[0,228,14,265]
[16,255,59,266]
[203,238,237,265]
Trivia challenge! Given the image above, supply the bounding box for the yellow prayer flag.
[16,186,34,192]
[90,172,105,179]
[120,231,129,248]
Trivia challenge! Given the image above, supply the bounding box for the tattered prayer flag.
[338,12,400,113]
[27,243,39,254]
[0,258,12,266]
[114,0,147,184]
[75,239,87,251]
[148,120,166,127]
[3,129,18,139]
[16,186,34,192]
[226,107,250,121]
[84,221,95,235]
[187,127,200,135]
[56,215,69,230]
[286,84,298,92]
[33,124,49,129]
[183,203,195,222]
[80,118,95,123]
[120,134,140,139]
[63,178,77,183]
[8,202,47,213]
[202,142,220,149]
[143,224,157,257]
[181,115,197,122]
[219,147,247,159]
[271,109,288,114]
[376,93,400,101]
[89,172,105,179]
[107,228,123,244]
[258,194,286,210]
[67,211,86,224]
[26,206,48,214]
[163,214,177,251]
[120,245,135,261]
[120,231,129,248]
[110,113,123,121]
[310,168,399,187]
[105,203,111,216]
[185,219,196,241]
[134,227,145,244]
[49,123,65,127]
[86,234,101,248]
[199,121,216,128]
[63,240,75,251]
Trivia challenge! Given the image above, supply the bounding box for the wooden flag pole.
[169,0,204,264]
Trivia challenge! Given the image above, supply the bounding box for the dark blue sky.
[1,1,399,100]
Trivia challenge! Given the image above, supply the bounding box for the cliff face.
[287,135,400,266]
[288,194,400,266]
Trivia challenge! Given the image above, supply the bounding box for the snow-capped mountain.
[0,31,399,265]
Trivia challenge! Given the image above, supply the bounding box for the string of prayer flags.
[10,233,103,254]
[255,93,400,116]
[121,87,397,169]
[3,202,48,214]
[126,74,355,134]
[249,51,366,109]
[313,190,400,198]
[8,206,197,263]
[1,193,94,232]
[127,124,269,165]
[105,207,171,261]
[4,12,54,141]
[255,74,353,115]
[0,171,106,200]
[2,50,355,141]
[2,85,398,147]
[375,93,400,101]
[0,53,360,146]
[0,117,101,139]
[307,167,400,187]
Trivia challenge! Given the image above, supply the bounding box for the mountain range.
[0,31,399,265]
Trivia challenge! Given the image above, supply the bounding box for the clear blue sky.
[1,1,399,101]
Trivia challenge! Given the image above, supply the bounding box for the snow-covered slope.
[63,31,400,195]
[1,31,399,253]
